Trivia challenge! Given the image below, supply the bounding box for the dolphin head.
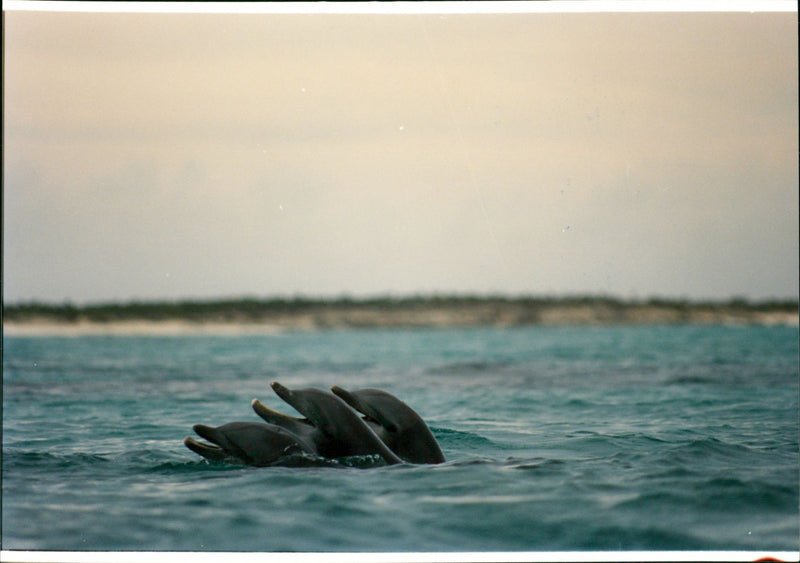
[331,386,399,432]
[270,381,403,464]
[271,381,351,434]
[331,386,445,464]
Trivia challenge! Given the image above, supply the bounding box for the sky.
[3,3,798,304]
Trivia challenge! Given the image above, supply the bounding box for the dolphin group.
[184,381,445,467]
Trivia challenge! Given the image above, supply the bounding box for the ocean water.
[2,325,798,553]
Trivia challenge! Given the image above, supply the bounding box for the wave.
[665,436,753,462]
[695,477,798,512]
[432,427,496,452]
[156,451,400,472]
[611,476,797,516]
[579,524,708,550]
[3,447,195,474]
[418,493,540,505]
[3,449,112,470]
[496,456,568,475]
[426,359,514,376]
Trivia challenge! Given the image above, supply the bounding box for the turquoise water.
[2,325,798,552]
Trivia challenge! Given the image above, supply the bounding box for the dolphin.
[252,381,403,465]
[331,386,445,464]
[251,396,388,456]
[183,421,315,466]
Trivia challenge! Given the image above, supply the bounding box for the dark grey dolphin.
[250,398,387,456]
[252,381,403,465]
[249,398,317,442]
[331,386,445,464]
[183,421,315,466]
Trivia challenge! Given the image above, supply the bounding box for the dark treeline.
[3,295,798,323]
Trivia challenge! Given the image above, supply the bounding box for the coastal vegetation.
[3,295,797,329]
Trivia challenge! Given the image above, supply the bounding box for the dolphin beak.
[330,385,352,403]
[251,398,270,418]
[331,386,371,420]
[271,381,306,417]
[271,381,292,402]
[331,385,364,412]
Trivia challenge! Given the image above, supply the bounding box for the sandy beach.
[2,319,290,337]
[4,299,797,336]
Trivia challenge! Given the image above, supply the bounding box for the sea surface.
[2,325,798,553]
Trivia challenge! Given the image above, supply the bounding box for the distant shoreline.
[3,296,797,335]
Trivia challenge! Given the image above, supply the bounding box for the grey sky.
[3,5,798,304]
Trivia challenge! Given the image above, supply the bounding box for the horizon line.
[4,292,798,310]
